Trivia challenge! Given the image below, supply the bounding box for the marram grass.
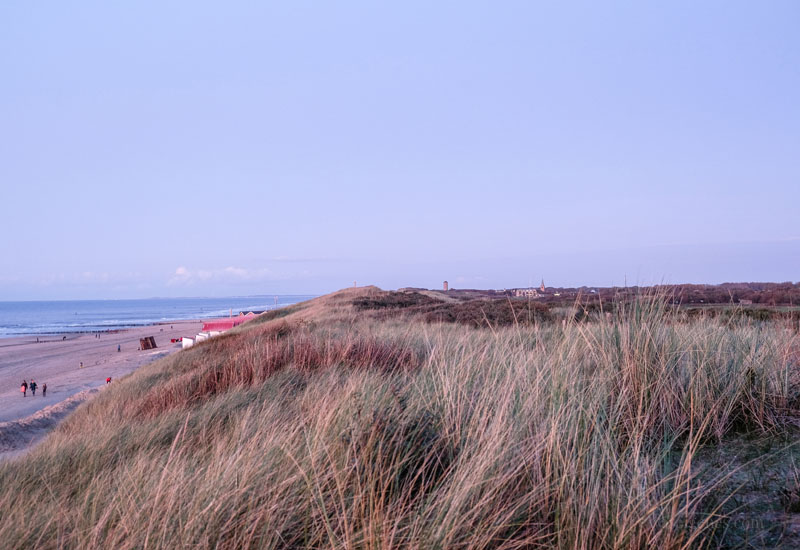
[0,290,797,549]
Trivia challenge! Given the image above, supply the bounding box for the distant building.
[443,280,449,291]
[739,299,753,305]
[513,288,539,298]
[540,279,546,292]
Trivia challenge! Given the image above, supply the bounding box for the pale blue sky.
[1,1,798,299]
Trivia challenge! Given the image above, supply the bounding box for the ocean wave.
[0,296,312,338]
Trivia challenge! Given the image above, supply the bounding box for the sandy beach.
[0,320,202,458]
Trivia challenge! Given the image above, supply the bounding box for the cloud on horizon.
[1,238,797,301]
[167,265,294,287]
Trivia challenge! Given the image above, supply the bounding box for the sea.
[0,296,315,338]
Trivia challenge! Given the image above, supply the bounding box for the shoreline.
[0,320,203,342]
[0,296,314,343]
[0,324,178,346]
[0,320,203,428]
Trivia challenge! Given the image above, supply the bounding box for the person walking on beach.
[21,380,27,397]
[30,380,37,396]
[42,383,47,397]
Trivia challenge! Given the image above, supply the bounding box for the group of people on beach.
[20,377,109,398]
[20,379,46,397]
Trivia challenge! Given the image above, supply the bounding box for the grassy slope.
[0,287,798,549]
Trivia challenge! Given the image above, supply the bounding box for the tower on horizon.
[540,279,546,292]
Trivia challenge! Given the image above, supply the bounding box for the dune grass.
[0,290,797,549]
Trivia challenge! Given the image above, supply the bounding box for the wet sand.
[0,320,202,424]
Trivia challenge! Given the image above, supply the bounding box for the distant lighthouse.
[443,280,449,292]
